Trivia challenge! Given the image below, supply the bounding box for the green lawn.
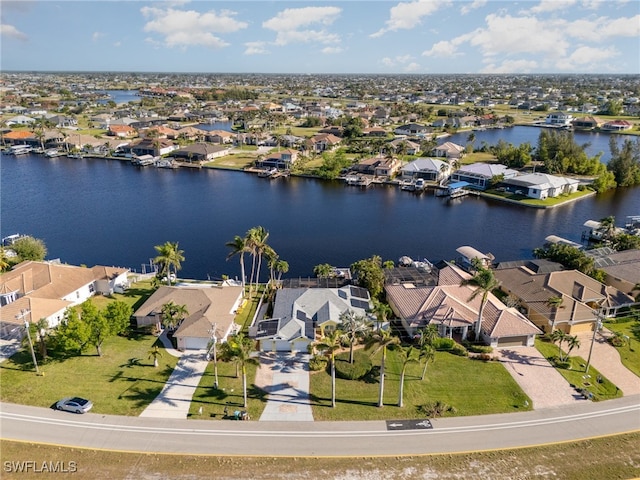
[89,279,156,312]
[535,338,622,401]
[482,188,594,207]
[603,318,640,378]
[205,153,257,170]
[309,348,531,420]
[188,359,266,420]
[0,333,178,415]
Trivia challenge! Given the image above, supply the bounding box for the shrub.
[334,351,373,380]
[467,344,493,354]
[309,354,328,371]
[450,344,468,357]
[431,337,455,351]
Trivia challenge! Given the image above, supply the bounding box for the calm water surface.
[2,134,639,280]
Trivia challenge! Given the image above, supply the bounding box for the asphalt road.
[1,396,639,457]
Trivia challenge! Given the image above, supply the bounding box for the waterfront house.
[0,261,129,334]
[433,141,465,159]
[501,173,580,199]
[494,262,635,334]
[455,246,494,272]
[4,130,34,145]
[352,155,402,178]
[601,120,633,131]
[400,158,450,182]
[130,138,177,157]
[584,248,640,297]
[385,263,541,347]
[133,285,244,350]
[450,162,518,190]
[256,149,299,170]
[545,112,573,126]
[250,285,372,352]
[172,143,230,163]
[571,116,603,130]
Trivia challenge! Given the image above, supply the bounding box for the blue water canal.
[1,127,639,280]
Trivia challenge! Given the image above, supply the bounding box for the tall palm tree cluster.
[153,241,185,286]
[312,310,438,409]
[226,226,288,297]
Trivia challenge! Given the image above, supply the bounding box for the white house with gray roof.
[400,158,451,182]
[502,173,579,199]
[250,286,372,352]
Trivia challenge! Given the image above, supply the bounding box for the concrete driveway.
[139,351,208,419]
[497,347,587,409]
[255,353,314,421]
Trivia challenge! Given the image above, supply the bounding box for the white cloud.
[322,46,343,54]
[404,62,421,72]
[380,54,418,68]
[244,41,269,55]
[92,32,105,42]
[461,0,487,15]
[263,6,342,47]
[564,45,619,65]
[468,14,569,58]
[422,40,463,57]
[141,6,247,48]
[481,59,539,73]
[523,0,577,14]
[113,41,122,48]
[371,0,449,38]
[0,24,27,41]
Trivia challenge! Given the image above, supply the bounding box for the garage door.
[183,337,209,350]
[568,322,594,334]
[497,336,528,347]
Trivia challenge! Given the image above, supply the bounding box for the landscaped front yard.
[309,349,532,421]
[0,333,178,416]
[535,338,622,401]
[603,318,640,378]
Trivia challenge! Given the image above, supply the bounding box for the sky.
[1,0,639,74]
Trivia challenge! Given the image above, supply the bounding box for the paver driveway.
[497,347,587,409]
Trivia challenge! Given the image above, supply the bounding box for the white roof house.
[503,173,580,199]
[400,157,450,181]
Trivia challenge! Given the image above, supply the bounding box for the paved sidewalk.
[573,328,640,396]
[139,351,208,419]
[497,347,587,409]
[255,353,314,421]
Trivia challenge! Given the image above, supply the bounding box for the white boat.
[415,179,426,191]
[8,145,33,155]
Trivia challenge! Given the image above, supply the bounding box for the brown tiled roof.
[134,285,243,340]
[5,130,33,139]
[0,261,95,299]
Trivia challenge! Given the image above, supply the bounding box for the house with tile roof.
[250,285,372,352]
[133,285,244,350]
[256,149,299,170]
[433,141,465,159]
[584,248,640,298]
[305,133,342,153]
[494,263,635,334]
[385,263,541,347]
[172,143,230,162]
[0,261,129,333]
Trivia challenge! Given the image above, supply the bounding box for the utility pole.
[585,309,603,373]
[208,323,219,389]
[17,309,40,375]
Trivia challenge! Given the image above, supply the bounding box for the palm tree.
[397,346,419,407]
[154,241,185,286]
[338,310,370,364]
[418,324,439,348]
[545,296,564,332]
[460,267,501,342]
[565,335,581,360]
[419,344,435,381]
[598,215,617,243]
[551,329,567,361]
[226,235,249,292]
[313,330,342,408]
[226,333,259,408]
[148,346,163,367]
[365,329,400,408]
[371,299,392,332]
[0,247,10,272]
[247,226,270,294]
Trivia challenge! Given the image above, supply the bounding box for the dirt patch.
[2,433,639,479]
